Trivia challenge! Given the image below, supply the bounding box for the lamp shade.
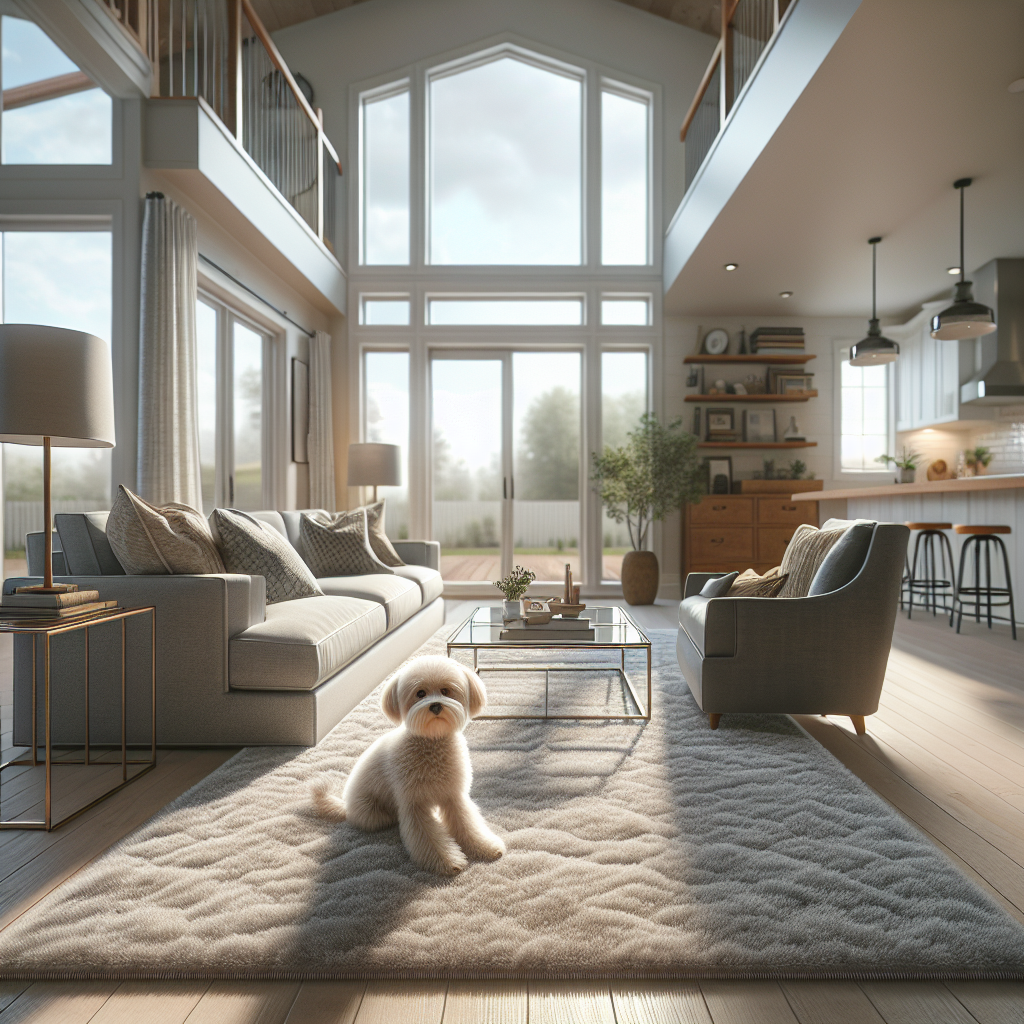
[850,321,900,366]
[347,442,401,487]
[0,324,116,447]
[930,281,997,340]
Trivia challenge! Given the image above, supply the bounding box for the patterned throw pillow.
[727,566,789,598]
[300,509,395,578]
[211,508,323,604]
[106,485,225,575]
[359,502,405,567]
[778,524,849,598]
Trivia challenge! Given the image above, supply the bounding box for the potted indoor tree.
[591,413,704,605]
[875,447,922,484]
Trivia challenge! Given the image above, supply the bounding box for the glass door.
[430,350,583,585]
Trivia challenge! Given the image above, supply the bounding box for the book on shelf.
[750,327,804,336]
[503,617,592,630]
[1,589,100,609]
[0,601,118,620]
[500,627,595,641]
[754,342,806,350]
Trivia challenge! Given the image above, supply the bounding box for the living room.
[0,0,1022,1019]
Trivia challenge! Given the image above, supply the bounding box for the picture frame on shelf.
[692,407,702,437]
[706,409,735,436]
[701,328,729,355]
[775,373,814,394]
[706,456,732,495]
[744,408,777,443]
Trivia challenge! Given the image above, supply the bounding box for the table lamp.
[0,325,116,593]
[347,443,400,502]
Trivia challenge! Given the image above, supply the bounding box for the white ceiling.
[664,0,1024,320]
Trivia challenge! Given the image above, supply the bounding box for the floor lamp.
[347,443,401,503]
[0,325,116,593]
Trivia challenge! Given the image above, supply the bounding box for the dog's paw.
[309,778,347,821]
[420,847,469,876]
[469,833,506,861]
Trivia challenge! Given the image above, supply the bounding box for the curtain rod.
[198,253,315,337]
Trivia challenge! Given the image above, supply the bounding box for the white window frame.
[197,288,281,510]
[832,340,895,480]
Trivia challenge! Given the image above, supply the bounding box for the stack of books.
[500,617,595,641]
[0,586,117,625]
[750,327,805,353]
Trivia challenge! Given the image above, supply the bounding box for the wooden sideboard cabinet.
[683,495,820,577]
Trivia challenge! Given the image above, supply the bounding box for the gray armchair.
[676,523,909,735]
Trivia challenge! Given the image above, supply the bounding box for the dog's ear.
[380,673,403,724]
[462,666,487,717]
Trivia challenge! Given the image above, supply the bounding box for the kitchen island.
[794,475,1023,626]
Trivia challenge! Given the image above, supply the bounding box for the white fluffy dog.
[311,655,505,875]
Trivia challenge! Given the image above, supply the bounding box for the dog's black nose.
[429,703,442,715]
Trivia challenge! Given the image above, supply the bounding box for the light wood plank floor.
[0,602,1021,1023]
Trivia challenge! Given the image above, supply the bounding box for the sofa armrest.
[25,531,69,577]
[683,572,729,599]
[393,540,440,571]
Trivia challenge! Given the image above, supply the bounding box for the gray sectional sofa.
[8,510,444,747]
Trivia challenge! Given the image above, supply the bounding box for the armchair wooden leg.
[849,715,866,736]
[708,713,721,730]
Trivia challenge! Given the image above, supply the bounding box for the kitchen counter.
[792,474,1024,502]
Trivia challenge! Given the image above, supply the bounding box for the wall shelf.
[685,391,817,403]
[697,441,818,449]
[684,354,816,364]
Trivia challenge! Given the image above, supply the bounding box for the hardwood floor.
[0,603,1021,1022]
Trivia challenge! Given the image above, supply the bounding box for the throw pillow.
[211,508,322,604]
[359,501,405,567]
[699,571,739,597]
[727,566,789,598]
[778,523,851,598]
[808,523,875,596]
[106,485,225,575]
[300,509,396,578]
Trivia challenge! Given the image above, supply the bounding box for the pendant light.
[850,237,899,366]
[930,178,996,340]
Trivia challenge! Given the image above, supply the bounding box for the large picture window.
[360,84,410,265]
[601,85,650,265]
[0,15,112,165]
[839,348,890,472]
[428,51,583,265]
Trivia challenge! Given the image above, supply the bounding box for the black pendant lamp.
[930,178,996,340]
[850,236,899,366]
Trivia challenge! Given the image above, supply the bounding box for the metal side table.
[0,605,156,830]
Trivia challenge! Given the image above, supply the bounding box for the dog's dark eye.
[416,690,426,699]
[441,688,449,696]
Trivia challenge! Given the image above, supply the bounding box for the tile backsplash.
[971,417,1024,473]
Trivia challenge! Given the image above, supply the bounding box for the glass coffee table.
[446,606,651,721]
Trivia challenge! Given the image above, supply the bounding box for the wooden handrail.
[680,39,721,142]
[240,0,342,172]
[2,71,94,110]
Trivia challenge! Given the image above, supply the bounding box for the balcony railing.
[134,0,341,252]
[681,0,792,190]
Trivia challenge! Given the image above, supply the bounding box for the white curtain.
[308,329,336,511]
[136,193,203,509]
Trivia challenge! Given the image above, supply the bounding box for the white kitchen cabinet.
[893,301,960,430]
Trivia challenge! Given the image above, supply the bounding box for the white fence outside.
[431,500,632,548]
[4,500,106,551]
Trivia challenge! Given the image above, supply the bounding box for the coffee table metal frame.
[0,606,157,831]
[446,606,651,721]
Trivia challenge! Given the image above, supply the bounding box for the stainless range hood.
[960,258,1024,405]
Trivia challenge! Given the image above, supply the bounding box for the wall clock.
[703,328,729,355]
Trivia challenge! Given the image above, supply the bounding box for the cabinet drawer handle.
[712,505,727,511]
[710,537,725,545]
[782,505,797,511]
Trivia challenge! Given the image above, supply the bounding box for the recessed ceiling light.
[779,291,793,298]
[1009,78,1024,93]
[724,263,738,271]
[947,266,961,275]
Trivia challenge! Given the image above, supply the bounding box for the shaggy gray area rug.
[1,629,1022,981]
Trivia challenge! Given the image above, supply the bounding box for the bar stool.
[904,522,956,622]
[952,525,1017,640]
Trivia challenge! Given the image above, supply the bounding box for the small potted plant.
[591,414,704,605]
[875,447,922,484]
[964,446,993,475]
[494,565,536,621]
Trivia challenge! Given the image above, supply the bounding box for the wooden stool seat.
[905,522,952,531]
[953,524,1011,535]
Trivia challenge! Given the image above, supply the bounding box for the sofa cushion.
[778,523,850,598]
[54,511,125,575]
[728,566,788,598]
[392,565,443,604]
[105,485,225,575]
[360,501,405,567]
[317,574,421,629]
[250,511,289,539]
[300,510,394,577]
[677,596,735,658]
[699,571,738,597]
[279,509,327,562]
[809,523,875,596]
[229,595,387,691]
[211,508,322,604]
